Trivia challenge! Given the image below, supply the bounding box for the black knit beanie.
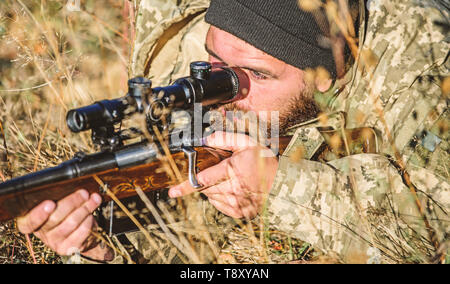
[205,0,339,78]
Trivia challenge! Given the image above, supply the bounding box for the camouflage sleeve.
[265,0,450,263]
[265,153,449,263]
[131,0,210,85]
[333,0,449,160]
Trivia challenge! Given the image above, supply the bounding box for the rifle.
[0,62,241,222]
[0,61,378,228]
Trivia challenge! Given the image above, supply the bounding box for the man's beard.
[210,83,320,139]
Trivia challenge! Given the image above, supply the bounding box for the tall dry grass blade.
[9,239,15,264]
[147,121,223,264]
[134,186,200,262]
[33,103,52,172]
[126,0,136,76]
[135,116,178,186]
[8,121,36,161]
[82,10,129,43]
[0,120,11,176]
[0,80,60,93]
[16,0,69,110]
[156,200,202,263]
[24,234,36,264]
[151,125,184,183]
[337,114,383,261]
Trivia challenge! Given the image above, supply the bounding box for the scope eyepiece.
[66,109,87,133]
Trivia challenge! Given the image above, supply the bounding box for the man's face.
[205,26,322,134]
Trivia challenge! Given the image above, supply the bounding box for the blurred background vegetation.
[0,0,132,264]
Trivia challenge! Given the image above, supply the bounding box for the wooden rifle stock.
[0,137,292,223]
[0,147,229,222]
[0,127,376,223]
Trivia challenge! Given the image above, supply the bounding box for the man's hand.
[169,131,279,219]
[16,190,113,261]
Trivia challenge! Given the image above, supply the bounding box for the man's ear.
[316,78,333,93]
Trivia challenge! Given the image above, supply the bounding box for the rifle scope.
[66,62,242,133]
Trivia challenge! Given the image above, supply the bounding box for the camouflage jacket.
[70,0,449,264]
[267,0,449,263]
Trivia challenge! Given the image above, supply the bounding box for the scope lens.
[66,110,86,133]
[147,100,165,122]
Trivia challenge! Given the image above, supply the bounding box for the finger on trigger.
[169,158,231,198]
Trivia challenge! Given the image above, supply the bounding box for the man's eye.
[250,70,268,80]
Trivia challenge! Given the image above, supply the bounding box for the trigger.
[181,146,203,189]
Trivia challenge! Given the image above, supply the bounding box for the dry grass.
[0,0,316,264]
[0,0,130,264]
[3,0,443,265]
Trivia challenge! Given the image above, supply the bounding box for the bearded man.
[17,0,449,264]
